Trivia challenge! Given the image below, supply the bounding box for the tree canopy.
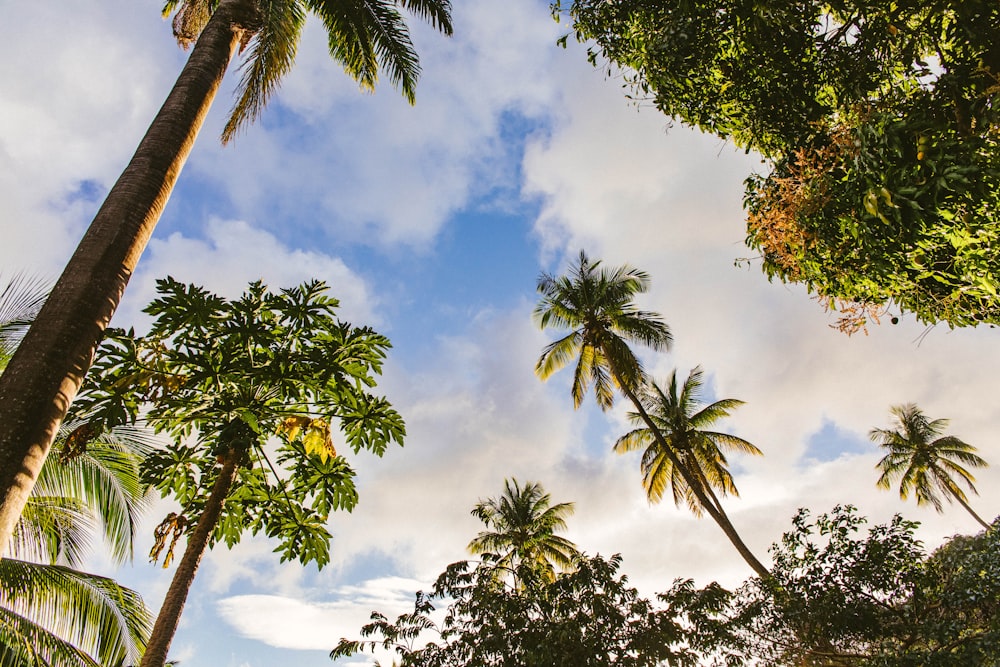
[557,0,1000,329]
[75,277,405,666]
[78,277,405,569]
[701,506,1000,666]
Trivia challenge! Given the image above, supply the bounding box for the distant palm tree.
[0,0,454,558]
[468,479,580,583]
[535,251,671,409]
[535,252,769,579]
[871,404,992,531]
[615,367,762,517]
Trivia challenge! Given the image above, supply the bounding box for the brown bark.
[610,359,771,580]
[140,449,242,667]
[0,0,259,557]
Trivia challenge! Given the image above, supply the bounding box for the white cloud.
[115,217,377,328]
[173,0,566,249]
[0,0,183,274]
[217,576,425,651]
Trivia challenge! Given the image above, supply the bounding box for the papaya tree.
[0,0,452,559]
[75,277,405,667]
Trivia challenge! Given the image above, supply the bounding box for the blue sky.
[3,1,1000,666]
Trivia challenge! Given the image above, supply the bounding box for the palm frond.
[617,370,758,516]
[19,419,155,565]
[0,273,49,372]
[0,559,151,667]
[224,0,305,141]
[9,496,92,568]
[534,332,581,381]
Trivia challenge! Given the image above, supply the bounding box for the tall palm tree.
[534,252,770,579]
[0,275,154,665]
[614,366,763,517]
[468,479,580,583]
[1,423,155,666]
[0,0,453,557]
[871,404,992,531]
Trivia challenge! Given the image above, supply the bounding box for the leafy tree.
[614,367,762,519]
[0,0,453,558]
[711,506,1000,666]
[871,403,991,530]
[0,275,153,667]
[534,252,768,578]
[555,0,1000,331]
[0,424,156,667]
[332,550,728,666]
[467,479,580,584]
[75,278,405,667]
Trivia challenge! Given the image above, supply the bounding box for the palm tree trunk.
[0,0,260,558]
[949,488,992,532]
[140,449,242,667]
[611,368,770,579]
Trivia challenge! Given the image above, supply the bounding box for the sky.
[2,1,1000,665]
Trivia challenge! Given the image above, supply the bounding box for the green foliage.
[467,479,580,585]
[332,553,717,667]
[558,0,1000,328]
[77,277,405,569]
[0,559,152,667]
[163,0,454,142]
[693,506,1000,666]
[0,274,48,374]
[871,403,990,530]
[534,251,672,409]
[614,367,761,515]
[0,274,153,667]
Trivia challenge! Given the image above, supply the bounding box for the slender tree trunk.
[141,449,242,667]
[950,489,992,532]
[610,364,770,579]
[0,0,260,557]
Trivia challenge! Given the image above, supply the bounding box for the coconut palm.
[535,251,672,409]
[614,367,763,518]
[535,252,770,579]
[1,423,155,667]
[0,424,155,667]
[0,275,154,665]
[0,0,453,556]
[871,404,992,531]
[468,479,580,583]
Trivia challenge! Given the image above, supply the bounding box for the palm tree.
[1,423,155,667]
[468,479,580,583]
[0,0,453,557]
[871,404,992,531]
[614,366,762,519]
[0,275,154,665]
[534,252,770,579]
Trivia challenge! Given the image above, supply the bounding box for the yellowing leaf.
[278,415,312,442]
[303,419,336,462]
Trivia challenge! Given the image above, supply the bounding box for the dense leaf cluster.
[334,505,1000,667]
[716,506,1000,666]
[559,0,1000,328]
[332,553,733,667]
[77,278,404,568]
